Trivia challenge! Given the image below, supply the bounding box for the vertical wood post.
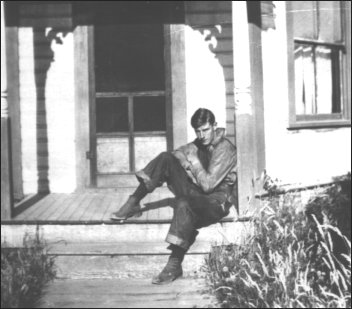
[74,25,94,190]
[232,1,266,215]
[168,24,187,149]
[1,1,14,219]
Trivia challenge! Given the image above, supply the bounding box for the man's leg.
[165,195,229,250]
[110,182,148,220]
[152,194,230,284]
[135,152,197,196]
[152,197,197,284]
[111,152,197,220]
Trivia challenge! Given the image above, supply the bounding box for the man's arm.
[172,143,199,184]
[188,141,237,193]
[172,147,191,170]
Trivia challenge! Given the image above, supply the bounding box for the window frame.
[95,91,167,173]
[286,1,351,129]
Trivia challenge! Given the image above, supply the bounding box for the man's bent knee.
[174,198,195,217]
[174,197,190,209]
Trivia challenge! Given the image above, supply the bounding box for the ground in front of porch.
[37,278,215,308]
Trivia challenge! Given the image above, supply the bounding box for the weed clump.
[206,176,351,308]
[1,228,56,308]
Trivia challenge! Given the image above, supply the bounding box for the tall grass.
[205,179,351,308]
[1,228,56,308]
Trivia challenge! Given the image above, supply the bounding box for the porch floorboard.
[12,188,175,223]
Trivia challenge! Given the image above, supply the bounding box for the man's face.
[195,122,216,146]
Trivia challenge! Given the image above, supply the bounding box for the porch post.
[1,1,13,219]
[232,1,265,215]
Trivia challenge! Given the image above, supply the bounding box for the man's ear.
[213,122,218,129]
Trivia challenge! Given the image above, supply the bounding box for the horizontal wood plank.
[14,194,58,220]
[50,194,81,221]
[213,38,233,53]
[19,4,72,17]
[20,17,73,28]
[10,189,235,222]
[78,194,104,221]
[52,254,207,279]
[41,194,72,221]
[37,278,214,308]
[101,195,121,221]
[48,241,212,255]
[185,13,232,26]
[59,193,89,221]
[185,1,231,12]
[214,53,233,66]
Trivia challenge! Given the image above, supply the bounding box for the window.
[287,1,351,128]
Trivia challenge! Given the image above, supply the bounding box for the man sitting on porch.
[111,108,237,285]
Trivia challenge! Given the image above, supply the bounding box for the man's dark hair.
[191,108,216,129]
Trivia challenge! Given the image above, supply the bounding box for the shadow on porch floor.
[10,188,175,223]
[7,187,236,224]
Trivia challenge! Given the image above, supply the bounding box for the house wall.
[18,3,76,194]
[16,2,236,195]
[261,1,351,185]
[184,1,235,144]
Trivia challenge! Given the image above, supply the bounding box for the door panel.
[97,137,130,174]
[94,23,167,185]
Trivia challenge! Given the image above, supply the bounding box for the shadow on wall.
[33,28,69,193]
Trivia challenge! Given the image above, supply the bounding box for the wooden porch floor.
[12,188,175,223]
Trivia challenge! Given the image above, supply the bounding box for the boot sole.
[110,211,142,222]
[151,271,183,285]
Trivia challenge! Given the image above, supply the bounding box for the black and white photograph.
[1,1,351,308]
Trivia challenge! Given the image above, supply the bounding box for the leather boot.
[110,195,142,221]
[152,257,183,285]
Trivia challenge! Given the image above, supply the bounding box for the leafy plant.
[205,179,351,308]
[1,227,56,308]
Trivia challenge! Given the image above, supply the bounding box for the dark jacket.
[172,128,237,206]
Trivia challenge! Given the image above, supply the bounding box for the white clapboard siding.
[18,3,76,194]
[185,1,235,144]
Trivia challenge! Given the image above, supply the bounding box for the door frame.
[75,23,177,188]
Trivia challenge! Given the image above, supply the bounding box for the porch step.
[1,222,251,279]
[48,241,213,255]
[1,222,250,247]
[54,254,208,280]
[47,241,210,279]
[36,278,216,308]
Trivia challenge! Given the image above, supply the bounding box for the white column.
[1,0,8,118]
[232,1,258,215]
[1,0,13,219]
[232,1,252,115]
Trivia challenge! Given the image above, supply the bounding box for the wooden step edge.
[2,217,235,225]
[53,254,210,280]
[45,241,214,256]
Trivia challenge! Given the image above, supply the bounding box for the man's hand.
[185,153,201,169]
[182,160,192,170]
